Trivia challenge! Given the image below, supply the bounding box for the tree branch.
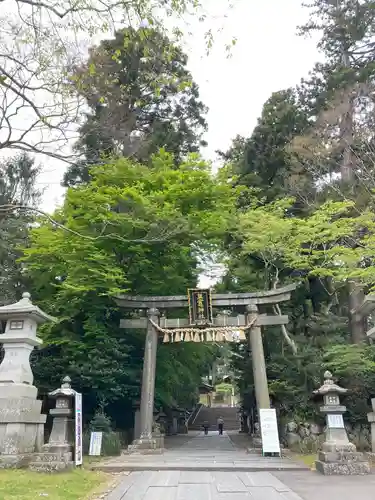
[0,203,187,244]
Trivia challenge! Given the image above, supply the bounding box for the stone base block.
[152,433,165,449]
[0,454,32,469]
[29,447,75,473]
[318,451,365,462]
[29,460,74,473]
[322,442,356,453]
[42,443,73,459]
[315,460,371,475]
[128,437,157,454]
[0,396,46,455]
[125,448,165,455]
[251,436,262,449]
[0,384,38,400]
[365,452,375,463]
[34,451,73,463]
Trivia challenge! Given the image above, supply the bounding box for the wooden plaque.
[188,288,213,325]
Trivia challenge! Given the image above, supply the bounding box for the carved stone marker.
[314,371,370,475]
[0,292,54,468]
[30,376,75,472]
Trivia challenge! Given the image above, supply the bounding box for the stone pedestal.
[29,376,75,472]
[314,371,370,475]
[251,422,262,449]
[178,417,188,434]
[0,293,54,469]
[152,429,165,449]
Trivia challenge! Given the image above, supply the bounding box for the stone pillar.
[314,371,370,475]
[367,398,375,457]
[30,376,75,472]
[128,308,160,453]
[0,293,54,469]
[246,304,270,411]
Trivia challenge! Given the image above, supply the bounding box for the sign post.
[89,431,103,456]
[259,408,281,456]
[75,392,83,466]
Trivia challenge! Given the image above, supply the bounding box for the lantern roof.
[313,371,347,396]
[0,292,55,324]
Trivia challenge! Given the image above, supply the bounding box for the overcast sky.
[36,0,321,213]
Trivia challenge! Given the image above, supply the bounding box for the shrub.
[84,411,122,457]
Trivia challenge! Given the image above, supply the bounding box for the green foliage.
[236,197,375,287]
[323,344,375,424]
[0,153,40,305]
[156,343,216,409]
[89,412,112,433]
[23,152,237,423]
[219,89,311,207]
[215,383,233,394]
[85,411,122,456]
[64,27,207,186]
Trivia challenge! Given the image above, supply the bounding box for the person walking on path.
[217,416,224,435]
[203,420,209,435]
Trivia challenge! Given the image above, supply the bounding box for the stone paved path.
[106,470,304,500]
[94,432,306,473]
[275,470,375,500]
[101,432,306,499]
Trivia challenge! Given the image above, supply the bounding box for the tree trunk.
[348,281,367,343]
[339,36,354,184]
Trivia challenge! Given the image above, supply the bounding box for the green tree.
[22,151,237,423]
[219,89,311,207]
[0,0,216,162]
[64,27,207,186]
[0,153,40,305]
[298,0,375,184]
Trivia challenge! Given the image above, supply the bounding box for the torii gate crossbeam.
[115,284,297,452]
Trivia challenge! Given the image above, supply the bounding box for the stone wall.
[283,420,371,453]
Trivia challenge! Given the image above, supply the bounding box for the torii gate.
[116,284,297,451]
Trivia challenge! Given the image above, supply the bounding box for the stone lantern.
[47,377,75,450]
[30,376,75,471]
[0,292,55,468]
[314,371,370,475]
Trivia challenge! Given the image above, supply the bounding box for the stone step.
[91,461,309,473]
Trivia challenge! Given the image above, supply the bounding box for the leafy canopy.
[21,151,238,414]
[64,27,208,186]
[237,197,375,285]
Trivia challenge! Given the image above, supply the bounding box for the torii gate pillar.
[246,304,271,411]
[128,308,160,453]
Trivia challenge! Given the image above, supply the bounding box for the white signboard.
[327,414,344,429]
[259,408,281,455]
[89,431,103,456]
[75,392,83,466]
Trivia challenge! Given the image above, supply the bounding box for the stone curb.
[90,463,310,473]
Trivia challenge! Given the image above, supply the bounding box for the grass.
[293,453,317,469]
[0,467,107,500]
